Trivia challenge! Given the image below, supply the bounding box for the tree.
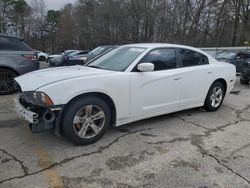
[11,0,30,37]
[0,0,15,33]
[46,10,61,53]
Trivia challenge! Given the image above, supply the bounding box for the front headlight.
[21,91,54,107]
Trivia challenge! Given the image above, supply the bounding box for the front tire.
[204,82,225,112]
[0,68,17,95]
[62,96,111,145]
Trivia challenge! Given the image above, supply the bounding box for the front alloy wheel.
[73,105,105,139]
[62,96,111,145]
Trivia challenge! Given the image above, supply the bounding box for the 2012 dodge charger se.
[14,44,236,145]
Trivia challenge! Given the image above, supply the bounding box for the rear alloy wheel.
[204,82,225,112]
[0,68,17,95]
[62,96,111,145]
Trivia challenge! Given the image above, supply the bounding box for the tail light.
[22,54,37,61]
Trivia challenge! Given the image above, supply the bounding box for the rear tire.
[0,68,17,95]
[204,82,225,112]
[240,76,249,85]
[39,56,46,61]
[62,96,111,145]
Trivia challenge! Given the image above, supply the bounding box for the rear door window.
[0,37,32,51]
[179,48,209,67]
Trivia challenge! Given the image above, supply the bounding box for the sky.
[27,0,77,10]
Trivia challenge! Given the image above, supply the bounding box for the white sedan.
[36,51,49,61]
[15,44,236,145]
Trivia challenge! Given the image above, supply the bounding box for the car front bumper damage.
[14,95,63,136]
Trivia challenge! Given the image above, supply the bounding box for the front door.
[130,48,181,118]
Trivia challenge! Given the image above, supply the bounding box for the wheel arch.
[204,78,228,103]
[0,66,19,76]
[63,92,117,127]
[212,78,227,94]
[38,55,46,61]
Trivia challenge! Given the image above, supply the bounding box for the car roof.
[123,43,208,55]
[0,34,23,41]
[124,43,196,48]
[218,50,250,54]
[98,45,119,48]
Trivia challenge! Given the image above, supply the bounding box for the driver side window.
[140,48,177,71]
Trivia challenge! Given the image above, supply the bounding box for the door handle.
[208,71,212,74]
[174,77,181,81]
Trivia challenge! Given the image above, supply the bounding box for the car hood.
[15,66,112,91]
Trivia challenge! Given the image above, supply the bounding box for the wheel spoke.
[216,89,222,97]
[78,123,89,137]
[73,115,84,124]
[215,98,221,103]
[89,123,101,134]
[91,111,105,121]
[213,87,217,95]
[211,99,216,107]
[85,105,93,117]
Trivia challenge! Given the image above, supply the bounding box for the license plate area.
[14,97,39,124]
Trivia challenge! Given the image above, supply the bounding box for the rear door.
[177,48,213,109]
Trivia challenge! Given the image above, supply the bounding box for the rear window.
[0,37,32,51]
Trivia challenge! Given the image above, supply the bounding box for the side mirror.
[137,63,155,72]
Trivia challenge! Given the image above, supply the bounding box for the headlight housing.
[21,91,54,107]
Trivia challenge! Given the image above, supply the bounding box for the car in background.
[74,46,119,62]
[49,50,89,67]
[49,46,117,67]
[47,50,78,61]
[69,50,89,57]
[15,43,236,145]
[0,34,39,95]
[214,51,250,72]
[36,51,49,61]
[240,59,250,85]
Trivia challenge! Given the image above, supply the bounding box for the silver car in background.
[0,35,39,95]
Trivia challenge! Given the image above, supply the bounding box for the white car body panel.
[16,43,236,127]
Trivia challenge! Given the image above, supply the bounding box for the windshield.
[65,50,77,55]
[69,51,81,57]
[216,52,236,59]
[90,47,107,55]
[87,46,146,71]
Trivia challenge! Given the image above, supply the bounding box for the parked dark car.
[68,50,89,57]
[0,35,39,95]
[49,46,118,67]
[215,51,250,72]
[240,59,250,85]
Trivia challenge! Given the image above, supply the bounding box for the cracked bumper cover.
[14,95,63,135]
[14,96,39,124]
